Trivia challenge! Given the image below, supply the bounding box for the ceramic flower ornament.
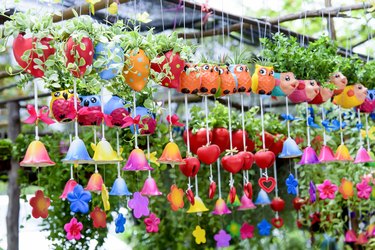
[144,213,160,233]
[285,173,298,195]
[356,179,372,199]
[317,179,338,200]
[240,222,254,239]
[64,217,83,241]
[214,229,231,248]
[167,184,184,211]
[101,184,110,211]
[309,181,316,203]
[67,184,92,214]
[338,178,354,199]
[128,192,150,218]
[90,207,107,228]
[192,226,206,244]
[29,190,50,219]
[115,213,126,234]
[257,219,272,236]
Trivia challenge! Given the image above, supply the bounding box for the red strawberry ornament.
[254,150,275,169]
[183,128,212,155]
[232,129,255,152]
[269,134,286,155]
[221,154,244,174]
[270,197,285,212]
[65,36,94,78]
[179,157,201,177]
[151,50,185,89]
[13,34,55,78]
[197,144,220,165]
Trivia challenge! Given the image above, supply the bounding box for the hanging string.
[69,133,73,179]
[357,109,363,146]
[221,0,225,45]
[132,91,138,148]
[321,106,327,146]
[217,159,222,198]
[100,87,105,139]
[204,96,214,183]
[227,96,234,187]
[33,80,39,140]
[147,135,151,178]
[184,95,191,156]
[159,0,165,31]
[240,94,246,151]
[73,79,79,139]
[365,114,370,151]
[195,175,199,196]
[305,103,311,147]
[338,107,344,145]
[168,89,173,142]
[347,199,352,230]
[285,97,291,138]
[239,0,244,52]
[116,129,121,178]
[274,161,279,219]
[93,126,98,173]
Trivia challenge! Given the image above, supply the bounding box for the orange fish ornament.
[333,84,368,109]
[251,64,275,95]
[198,64,221,96]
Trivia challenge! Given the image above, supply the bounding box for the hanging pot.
[50,89,79,123]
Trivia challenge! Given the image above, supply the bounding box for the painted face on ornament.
[280,72,298,96]
[79,95,101,107]
[304,80,320,100]
[199,64,221,95]
[353,84,368,103]
[333,84,368,109]
[330,72,348,95]
[251,64,275,95]
[179,64,200,94]
[219,66,237,95]
[230,64,251,92]
[319,86,333,102]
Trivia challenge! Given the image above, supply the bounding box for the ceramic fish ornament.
[330,72,348,96]
[333,84,368,109]
[272,72,298,97]
[288,80,320,104]
[251,64,275,95]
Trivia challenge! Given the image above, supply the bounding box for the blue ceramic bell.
[109,177,132,196]
[62,138,93,164]
[279,137,302,158]
[254,189,271,206]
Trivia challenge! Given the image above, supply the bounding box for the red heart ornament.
[258,177,276,193]
[13,34,55,78]
[197,144,220,165]
[229,186,237,204]
[208,181,217,199]
[186,189,195,205]
[271,217,284,228]
[243,182,253,200]
[65,36,94,78]
[270,197,285,212]
[221,154,244,174]
[238,151,254,170]
[254,150,275,169]
[179,157,201,177]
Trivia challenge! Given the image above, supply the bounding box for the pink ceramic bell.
[356,232,368,245]
[20,140,55,167]
[237,194,256,211]
[140,176,162,196]
[318,145,336,163]
[123,148,153,171]
[354,147,373,164]
[298,146,320,165]
[345,229,357,243]
[85,172,104,192]
[212,198,231,215]
[60,179,78,199]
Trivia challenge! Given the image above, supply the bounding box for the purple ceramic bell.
[298,146,320,165]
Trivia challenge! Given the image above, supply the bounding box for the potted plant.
[151,32,194,89]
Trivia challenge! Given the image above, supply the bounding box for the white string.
[306,103,311,147]
[147,135,151,178]
[101,87,105,139]
[285,97,291,138]
[347,199,352,230]
[133,91,138,148]
[240,94,246,151]
[365,114,370,151]
[273,161,278,197]
[339,107,344,145]
[217,158,222,198]
[160,0,165,31]
[357,109,363,146]
[321,106,327,145]
[69,134,73,179]
[168,89,173,142]
[204,96,213,181]
[184,95,191,156]
[260,97,266,150]
[116,129,121,178]
[33,80,39,140]
[73,78,79,139]
[227,97,233,151]
[294,164,299,196]
[195,175,199,197]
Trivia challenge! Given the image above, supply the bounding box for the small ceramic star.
[128,192,150,218]
[285,174,298,195]
[356,179,372,199]
[144,213,160,233]
[146,151,160,166]
[101,184,110,211]
[167,184,184,211]
[214,229,231,248]
[317,179,338,200]
[29,190,50,219]
[67,184,92,214]
[90,207,107,228]
[115,213,126,233]
[226,221,240,238]
[257,219,272,236]
[192,225,206,244]
[64,217,83,241]
[240,222,254,239]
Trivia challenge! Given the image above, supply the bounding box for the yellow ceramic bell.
[91,139,123,164]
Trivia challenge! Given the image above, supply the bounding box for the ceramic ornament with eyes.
[229,64,252,93]
[251,64,276,95]
[330,72,348,96]
[288,80,320,104]
[77,95,103,126]
[333,84,368,109]
[218,66,237,96]
[308,83,334,105]
[272,72,299,97]
[198,64,221,96]
[358,90,375,113]
[50,89,79,123]
[178,64,201,94]
[104,96,130,127]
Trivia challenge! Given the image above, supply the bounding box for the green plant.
[0,139,12,161]
[358,60,375,88]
